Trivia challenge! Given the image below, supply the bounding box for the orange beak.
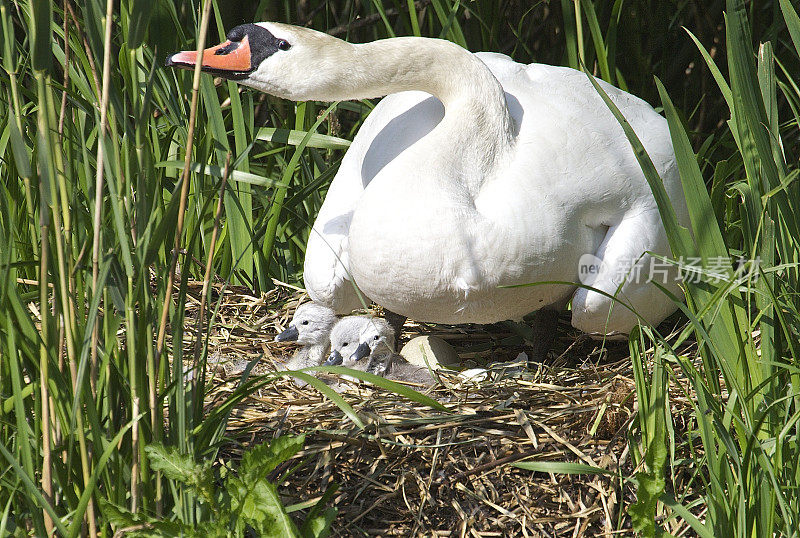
[166,35,252,73]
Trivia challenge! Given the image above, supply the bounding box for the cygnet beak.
[274,325,299,342]
[324,350,343,366]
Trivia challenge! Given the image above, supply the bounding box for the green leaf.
[655,78,729,261]
[512,461,614,475]
[98,498,182,538]
[659,492,715,538]
[629,441,667,537]
[276,371,366,429]
[240,435,306,483]
[6,110,32,179]
[301,507,337,538]
[580,0,610,81]
[145,443,215,504]
[310,365,449,412]
[156,160,288,187]
[685,28,732,107]
[779,0,800,60]
[97,499,147,529]
[29,0,52,71]
[126,0,154,49]
[145,443,203,482]
[0,442,68,537]
[583,68,695,258]
[299,482,339,538]
[229,476,301,537]
[257,128,351,150]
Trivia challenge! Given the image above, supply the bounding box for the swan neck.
[342,38,513,179]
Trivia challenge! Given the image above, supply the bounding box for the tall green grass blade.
[560,0,579,69]
[156,161,288,187]
[310,365,449,412]
[368,0,396,38]
[0,443,65,536]
[779,0,800,58]
[66,418,139,538]
[430,0,466,46]
[262,103,336,277]
[659,492,715,538]
[726,4,781,196]
[406,0,421,36]
[125,0,153,50]
[6,109,32,179]
[605,0,624,86]
[581,0,610,81]
[272,371,366,429]
[29,0,51,71]
[257,128,351,150]
[685,28,733,107]
[654,79,728,260]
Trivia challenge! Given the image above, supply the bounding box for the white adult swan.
[167,22,689,336]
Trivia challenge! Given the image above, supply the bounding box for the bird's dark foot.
[504,308,560,365]
[383,308,407,349]
[527,308,559,364]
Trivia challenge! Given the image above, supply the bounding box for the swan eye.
[301,320,309,325]
[342,342,348,347]
[373,335,379,341]
[277,39,291,51]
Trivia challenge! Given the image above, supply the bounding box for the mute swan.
[326,317,435,386]
[167,23,689,336]
[274,302,337,375]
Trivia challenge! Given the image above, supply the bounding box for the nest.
[184,281,696,537]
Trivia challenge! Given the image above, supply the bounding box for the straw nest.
[185,281,696,537]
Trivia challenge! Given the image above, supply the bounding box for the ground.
[189,282,695,537]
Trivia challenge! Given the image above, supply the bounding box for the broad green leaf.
[301,507,337,538]
[629,442,667,537]
[240,435,306,483]
[144,443,214,504]
[230,476,300,537]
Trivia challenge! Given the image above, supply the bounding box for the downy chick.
[324,316,373,370]
[274,302,337,375]
[327,317,435,386]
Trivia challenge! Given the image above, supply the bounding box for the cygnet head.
[349,318,396,365]
[274,302,337,346]
[324,316,373,366]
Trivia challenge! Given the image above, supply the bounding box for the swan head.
[274,302,337,346]
[166,22,352,101]
[324,316,370,366]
